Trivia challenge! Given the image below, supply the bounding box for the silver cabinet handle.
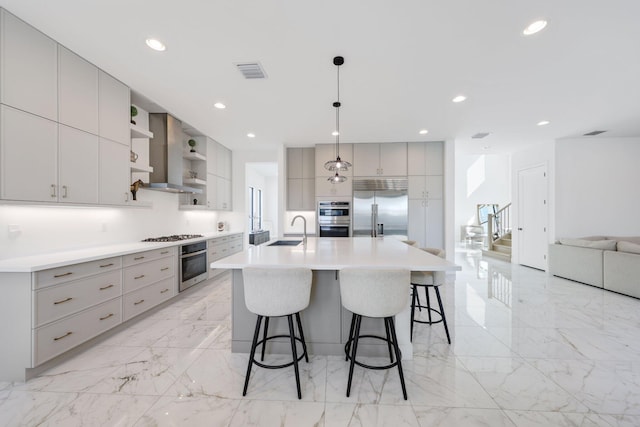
[99,284,114,291]
[134,299,145,305]
[53,297,73,305]
[62,185,68,198]
[161,267,169,271]
[134,274,145,280]
[99,313,114,321]
[160,288,169,294]
[134,256,145,260]
[54,272,73,278]
[100,263,114,268]
[51,184,57,198]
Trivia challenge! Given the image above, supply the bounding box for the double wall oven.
[317,201,351,237]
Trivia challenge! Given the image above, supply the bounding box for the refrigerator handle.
[371,204,378,237]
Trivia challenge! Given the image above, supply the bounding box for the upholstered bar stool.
[242,267,312,399]
[410,248,451,344]
[340,268,410,400]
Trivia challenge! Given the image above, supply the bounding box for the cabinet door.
[1,106,57,202]
[0,10,58,121]
[98,138,129,205]
[287,148,303,179]
[407,142,427,175]
[408,199,426,248]
[58,46,99,134]
[425,175,444,200]
[380,142,407,176]
[98,71,129,145]
[59,125,98,204]
[207,172,217,209]
[301,178,315,210]
[218,177,231,210]
[407,176,426,200]
[425,198,444,249]
[215,143,232,179]
[287,179,302,210]
[425,141,444,175]
[316,176,352,198]
[302,147,315,178]
[206,138,216,174]
[353,143,380,176]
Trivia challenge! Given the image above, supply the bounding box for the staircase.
[483,231,511,261]
[482,203,512,262]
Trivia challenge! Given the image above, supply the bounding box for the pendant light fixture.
[325,56,351,183]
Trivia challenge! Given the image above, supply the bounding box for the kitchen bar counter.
[211,237,460,359]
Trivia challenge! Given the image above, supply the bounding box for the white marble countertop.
[0,231,243,273]
[211,237,460,272]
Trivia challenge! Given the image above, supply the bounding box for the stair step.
[496,238,512,247]
[482,249,511,262]
[493,244,512,254]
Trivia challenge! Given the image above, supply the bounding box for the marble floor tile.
[412,406,516,427]
[135,395,240,426]
[88,347,204,396]
[4,248,640,425]
[459,356,589,412]
[230,399,326,426]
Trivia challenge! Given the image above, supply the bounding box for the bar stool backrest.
[339,268,410,318]
[242,267,312,317]
[420,247,445,258]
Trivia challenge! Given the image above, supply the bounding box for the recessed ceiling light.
[419,129,429,135]
[247,133,256,138]
[214,102,226,109]
[332,131,339,136]
[537,120,550,126]
[145,38,166,51]
[452,95,467,103]
[523,20,547,36]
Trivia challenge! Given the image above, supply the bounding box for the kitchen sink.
[268,240,302,246]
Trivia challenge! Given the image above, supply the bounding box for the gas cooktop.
[141,234,203,242]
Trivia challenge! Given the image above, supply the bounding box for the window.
[249,187,262,231]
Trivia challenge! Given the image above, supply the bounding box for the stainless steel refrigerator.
[352,179,408,238]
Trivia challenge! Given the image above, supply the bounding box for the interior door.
[518,165,548,270]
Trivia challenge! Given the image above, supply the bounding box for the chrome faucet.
[291,215,307,246]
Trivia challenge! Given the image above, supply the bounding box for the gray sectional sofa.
[548,236,640,299]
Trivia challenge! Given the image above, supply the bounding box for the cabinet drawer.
[123,277,175,321]
[35,270,122,327]
[123,247,176,267]
[35,257,121,289]
[229,241,243,254]
[209,236,230,247]
[209,243,230,262]
[123,256,175,293]
[34,297,122,366]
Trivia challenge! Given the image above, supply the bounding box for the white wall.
[454,152,511,242]
[555,136,640,238]
[0,190,224,259]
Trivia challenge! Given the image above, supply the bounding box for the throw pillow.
[617,241,640,254]
[558,238,617,250]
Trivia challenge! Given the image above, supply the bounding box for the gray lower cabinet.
[0,246,180,382]
[208,233,243,278]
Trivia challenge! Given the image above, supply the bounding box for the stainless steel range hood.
[146,113,202,194]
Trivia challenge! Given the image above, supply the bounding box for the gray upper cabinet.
[0,10,58,121]
[98,71,130,145]
[287,147,315,210]
[58,46,99,135]
[408,141,443,175]
[353,143,407,176]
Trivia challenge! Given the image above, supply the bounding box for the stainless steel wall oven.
[318,201,351,237]
[179,240,208,292]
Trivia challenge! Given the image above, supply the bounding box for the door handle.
[518,228,523,231]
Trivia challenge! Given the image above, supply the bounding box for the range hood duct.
[146,113,202,194]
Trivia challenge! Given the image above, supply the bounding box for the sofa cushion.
[617,241,640,254]
[557,238,617,250]
[608,236,640,245]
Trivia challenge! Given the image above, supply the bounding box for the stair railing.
[487,203,511,251]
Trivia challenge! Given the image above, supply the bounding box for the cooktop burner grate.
[142,234,203,242]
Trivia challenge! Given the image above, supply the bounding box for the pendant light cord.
[335,64,340,159]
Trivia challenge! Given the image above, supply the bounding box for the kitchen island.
[211,237,460,359]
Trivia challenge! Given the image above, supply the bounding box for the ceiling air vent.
[583,130,607,136]
[472,132,490,139]
[236,62,267,79]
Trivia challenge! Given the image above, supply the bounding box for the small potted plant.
[130,105,138,125]
[188,139,196,152]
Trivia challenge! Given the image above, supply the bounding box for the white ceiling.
[2,0,639,155]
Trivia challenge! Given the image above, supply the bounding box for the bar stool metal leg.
[243,315,263,396]
[346,314,362,397]
[384,316,394,363]
[260,317,270,361]
[346,313,356,361]
[386,316,407,400]
[434,286,451,344]
[425,287,432,324]
[287,314,302,399]
[410,285,417,342]
[295,313,309,363]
